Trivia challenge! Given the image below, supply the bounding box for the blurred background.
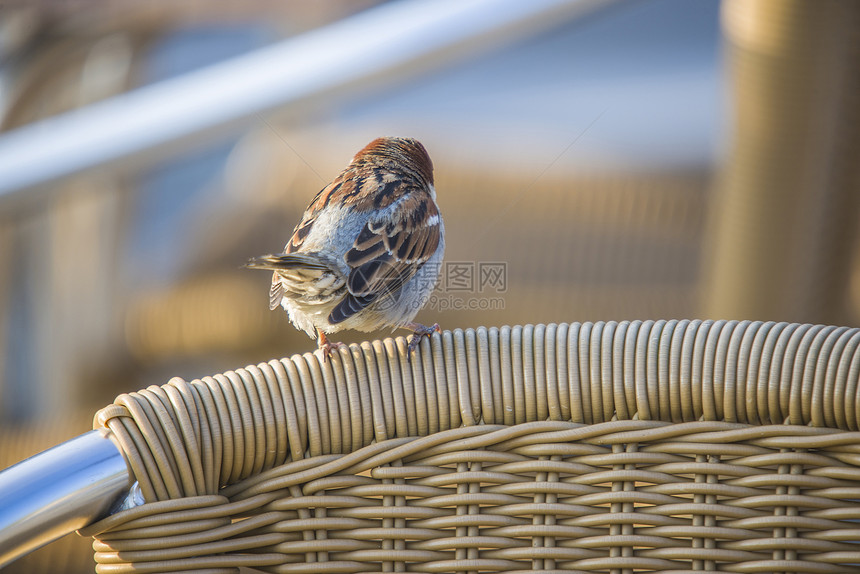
[1,0,859,571]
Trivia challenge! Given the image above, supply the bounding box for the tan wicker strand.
[87,321,860,573]
[88,421,860,573]
[91,322,860,500]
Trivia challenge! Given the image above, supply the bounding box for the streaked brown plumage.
[247,137,444,359]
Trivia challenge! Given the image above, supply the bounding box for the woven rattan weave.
[85,321,860,573]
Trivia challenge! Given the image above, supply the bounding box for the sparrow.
[246,137,444,359]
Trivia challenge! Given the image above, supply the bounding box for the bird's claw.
[318,341,346,362]
[406,323,441,360]
[317,332,346,363]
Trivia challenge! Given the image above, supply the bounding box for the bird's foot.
[405,322,441,360]
[317,332,346,362]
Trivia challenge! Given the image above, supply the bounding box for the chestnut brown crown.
[353,137,434,186]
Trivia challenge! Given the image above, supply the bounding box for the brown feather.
[330,191,440,324]
[269,273,284,310]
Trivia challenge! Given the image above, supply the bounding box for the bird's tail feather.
[245,253,331,272]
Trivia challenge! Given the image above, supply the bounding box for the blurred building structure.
[703,0,860,325]
[0,1,859,570]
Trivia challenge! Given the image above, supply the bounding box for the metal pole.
[0,0,611,207]
[0,430,130,568]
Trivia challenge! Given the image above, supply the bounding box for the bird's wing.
[285,163,412,254]
[258,172,352,311]
[245,253,340,309]
[329,189,441,324]
[283,176,342,254]
[269,273,284,310]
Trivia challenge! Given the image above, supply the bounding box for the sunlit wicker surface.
[84,321,860,573]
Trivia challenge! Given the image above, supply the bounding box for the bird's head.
[353,136,434,186]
